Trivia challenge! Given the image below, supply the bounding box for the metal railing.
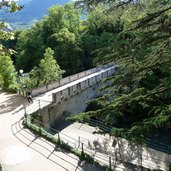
[24,99,51,114]
[24,116,113,169]
[145,138,171,155]
[31,64,116,97]
[23,114,168,171]
[83,118,113,132]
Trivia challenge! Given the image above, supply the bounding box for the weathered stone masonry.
[37,65,117,128]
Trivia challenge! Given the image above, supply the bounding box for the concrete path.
[0,67,112,171]
[0,63,170,171]
[0,91,104,171]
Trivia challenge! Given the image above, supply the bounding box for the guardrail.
[25,116,113,169]
[145,138,171,155]
[24,99,51,115]
[52,66,116,104]
[83,118,113,132]
[23,114,167,171]
[31,63,116,97]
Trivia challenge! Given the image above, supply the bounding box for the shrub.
[0,163,2,171]
[169,163,171,171]
[60,141,73,151]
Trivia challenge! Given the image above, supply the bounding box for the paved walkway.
[0,91,104,171]
[0,67,112,171]
[0,63,170,171]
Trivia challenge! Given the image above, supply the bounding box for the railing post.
[81,143,84,154]
[23,104,27,116]
[58,132,60,140]
[23,104,27,122]
[81,142,85,158]
[109,156,112,170]
[39,99,41,109]
[78,136,80,148]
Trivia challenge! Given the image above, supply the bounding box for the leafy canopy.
[0,1,22,90]
[28,48,65,88]
[16,3,84,76]
[70,0,171,142]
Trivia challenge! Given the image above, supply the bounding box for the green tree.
[70,0,171,142]
[0,1,22,91]
[0,55,17,90]
[16,22,45,72]
[29,48,64,87]
[79,4,123,69]
[41,4,84,76]
[49,28,84,74]
[15,3,85,76]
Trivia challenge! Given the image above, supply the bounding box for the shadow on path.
[0,91,28,115]
[11,119,104,171]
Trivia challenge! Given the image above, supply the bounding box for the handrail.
[25,116,113,168]
[31,64,115,97]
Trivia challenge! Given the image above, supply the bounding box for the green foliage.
[15,3,85,76]
[0,163,2,171]
[60,141,73,151]
[0,1,21,91]
[16,26,45,72]
[0,1,23,13]
[28,48,65,88]
[0,54,18,90]
[0,2,22,46]
[169,163,171,171]
[72,0,171,142]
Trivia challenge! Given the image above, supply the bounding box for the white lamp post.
[19,69,24,84]
[19,69,26,97]
[19,69,23,75]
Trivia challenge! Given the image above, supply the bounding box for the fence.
[145,138,171,155]
[31,63,116,97]
[23,113,169,171]
[24,99,51,115]
[83,118,113,132]
[24,115,113,169]
[23,99,171,170]
[25,65,116,114]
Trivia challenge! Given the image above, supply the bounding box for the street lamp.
[19,69,26,97]
[19,69,23,75]
[19,69,24,85]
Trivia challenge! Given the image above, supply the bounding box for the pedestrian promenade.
[0,93,104,171]
[0,63,171,170]
[0,66,114,171]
